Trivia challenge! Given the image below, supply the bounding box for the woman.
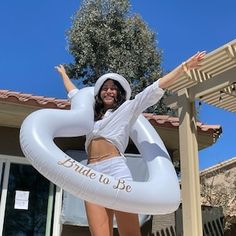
[55,51,205,236]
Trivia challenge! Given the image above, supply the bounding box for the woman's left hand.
[184,51,206,71]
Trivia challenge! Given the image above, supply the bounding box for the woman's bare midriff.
[87,138,120,164]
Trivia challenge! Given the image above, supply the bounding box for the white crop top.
[68,80,164,154]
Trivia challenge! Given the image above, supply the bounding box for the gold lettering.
[126,185,132,192]
[57,158,75,167]
[74,163,81,172]
[113,179,132,192]
[58,158,97,179]
[74,164,97,179]
[99,174,110,184]
[81,168,97,179]
[89,172,97,179]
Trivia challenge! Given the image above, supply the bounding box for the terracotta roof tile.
[144,113,180,127]
[143,113,222,138]
[0,89,70,109]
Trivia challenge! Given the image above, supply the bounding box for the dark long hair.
[94,79,126,121]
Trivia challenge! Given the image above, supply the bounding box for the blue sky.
[1,0,236,169]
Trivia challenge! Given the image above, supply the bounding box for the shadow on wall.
[224,215,236,236]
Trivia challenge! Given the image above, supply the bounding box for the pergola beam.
[164,67,236,109]
[188,67,236,101]
[165,39,236,112]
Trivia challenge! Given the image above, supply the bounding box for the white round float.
[20,87,180,214]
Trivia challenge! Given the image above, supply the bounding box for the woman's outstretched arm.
[55,64,77,92]
[158,51,206,89]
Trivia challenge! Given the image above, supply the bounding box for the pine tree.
[66,0,174,114]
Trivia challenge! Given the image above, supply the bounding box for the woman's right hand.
[55,64,67,75]
[55,64,76,92]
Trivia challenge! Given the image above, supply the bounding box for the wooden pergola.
[165,39,236,235]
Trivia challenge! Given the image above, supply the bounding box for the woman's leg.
[115,211,141,236]
[85,201,114,236]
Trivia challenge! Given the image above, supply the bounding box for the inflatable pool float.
[20,87,180,214]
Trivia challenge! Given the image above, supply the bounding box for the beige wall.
[0,126,23,156]
[200,162,236,216]
[0,126,87,156]
[200,160,236,234]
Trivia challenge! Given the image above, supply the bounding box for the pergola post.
[164,40,236,235]
[178,89,203,236]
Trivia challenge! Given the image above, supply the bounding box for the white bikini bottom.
[87,156,133,181]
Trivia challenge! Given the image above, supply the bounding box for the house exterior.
[200,157,236,235]
[0,89,221,235]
